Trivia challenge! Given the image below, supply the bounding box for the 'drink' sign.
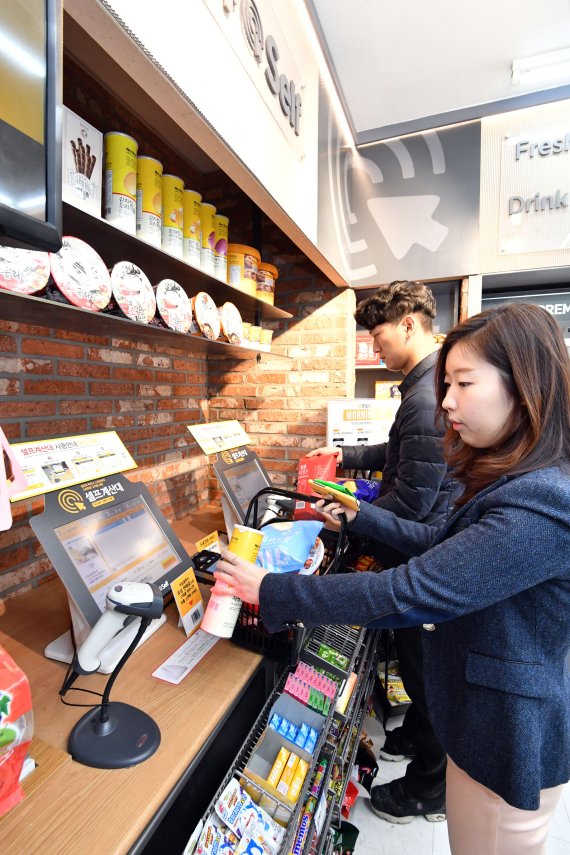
[499,120,570,254]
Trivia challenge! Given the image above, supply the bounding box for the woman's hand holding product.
[214,548,268,605]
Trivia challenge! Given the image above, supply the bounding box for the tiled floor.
[347,713,570,854]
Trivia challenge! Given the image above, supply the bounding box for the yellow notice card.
[187,420,250,455]
[195,531,221,553]
[171,567,204,637]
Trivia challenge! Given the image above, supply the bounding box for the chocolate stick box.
[62,106,103,217]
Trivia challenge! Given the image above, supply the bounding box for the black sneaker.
[369,778,446,824]
[379,727,418,762]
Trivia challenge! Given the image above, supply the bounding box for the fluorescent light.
[0,28,45,78]
[512,47,570,87]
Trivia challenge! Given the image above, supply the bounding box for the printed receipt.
[152,628,219,684]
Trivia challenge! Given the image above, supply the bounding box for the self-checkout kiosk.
[212,445,291,536]
[31,473,196,673]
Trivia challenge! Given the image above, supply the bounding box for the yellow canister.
[200,202,217,277]
[214,214,229,283]
[256,261,278,305]
[104,131,138,234]
[227,244,260,296]
[161,174,184,258]
[136,156,163,248]
[183,189,202,269]
[227,525,264,563]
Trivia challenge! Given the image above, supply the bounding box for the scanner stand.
[44,593,166,674]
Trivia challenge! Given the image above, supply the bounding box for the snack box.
[62,106,103,217]
[243,693,324,808]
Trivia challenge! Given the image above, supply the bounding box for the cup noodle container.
[0,247,51,295]
[104,132,138,235]
[200,202,217,276]
[154,279,193,332]
[48,236,112,310]
[214,214,229,282]
[109,261,156,323]
[189,291,221,340]
[183,189,202,269]
[227,244,260,296]
[136,156,163,248]
[201,526,264,638]
[162,174,184,258]
[218,301,243,344]
[256,262,278,305]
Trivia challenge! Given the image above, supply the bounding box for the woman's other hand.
[315,498,358,526]
[213,549,268,605]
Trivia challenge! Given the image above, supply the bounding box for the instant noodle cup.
[190,291,221,340]
[109,261,156,323]
[154,279,193,332]
[0,247,50,295]
[136,156,162,247]
[162,174,184,258]
[227,244,260,296]
[49,236,112,310]
[200,202,217,276]
[214,214,229,283]
[104,131,138,234]
[218,301,243,345]
[183,189,202,269]
[256,262,278,305]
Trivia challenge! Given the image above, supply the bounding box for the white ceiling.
[308,0,570,142]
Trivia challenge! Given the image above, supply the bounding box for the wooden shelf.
[63,203,292,323]
[0,289,281,358]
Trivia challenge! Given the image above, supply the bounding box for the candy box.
[62,106,103,217]
[0,645,34,815]
[296,454,337,512]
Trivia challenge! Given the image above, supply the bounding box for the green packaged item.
[317,642,349,670]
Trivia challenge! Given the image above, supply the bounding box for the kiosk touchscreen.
[31,473,195,672]
[213,446,274,535]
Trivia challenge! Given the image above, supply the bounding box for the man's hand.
[306,446,343,466]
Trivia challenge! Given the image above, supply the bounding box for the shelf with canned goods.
[62,203,292,324]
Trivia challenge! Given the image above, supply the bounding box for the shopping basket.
[232,486,349,661]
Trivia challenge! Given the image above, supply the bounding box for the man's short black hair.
[355,281,436,332]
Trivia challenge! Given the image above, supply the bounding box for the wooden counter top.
[0,511,262,855]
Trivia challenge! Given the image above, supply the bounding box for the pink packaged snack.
[0,645,34,816]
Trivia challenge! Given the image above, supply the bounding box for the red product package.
[0,645,34,816]
[296,453,337,513]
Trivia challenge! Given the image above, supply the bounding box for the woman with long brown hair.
[214,304,570,855]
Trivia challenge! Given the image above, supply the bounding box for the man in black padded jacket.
[307,281,452,824]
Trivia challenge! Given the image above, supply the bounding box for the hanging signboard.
[327,398,400,448]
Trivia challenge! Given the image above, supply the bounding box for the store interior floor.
[349,711,570,855]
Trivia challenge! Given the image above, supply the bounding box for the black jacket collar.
[400,350,439,399]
